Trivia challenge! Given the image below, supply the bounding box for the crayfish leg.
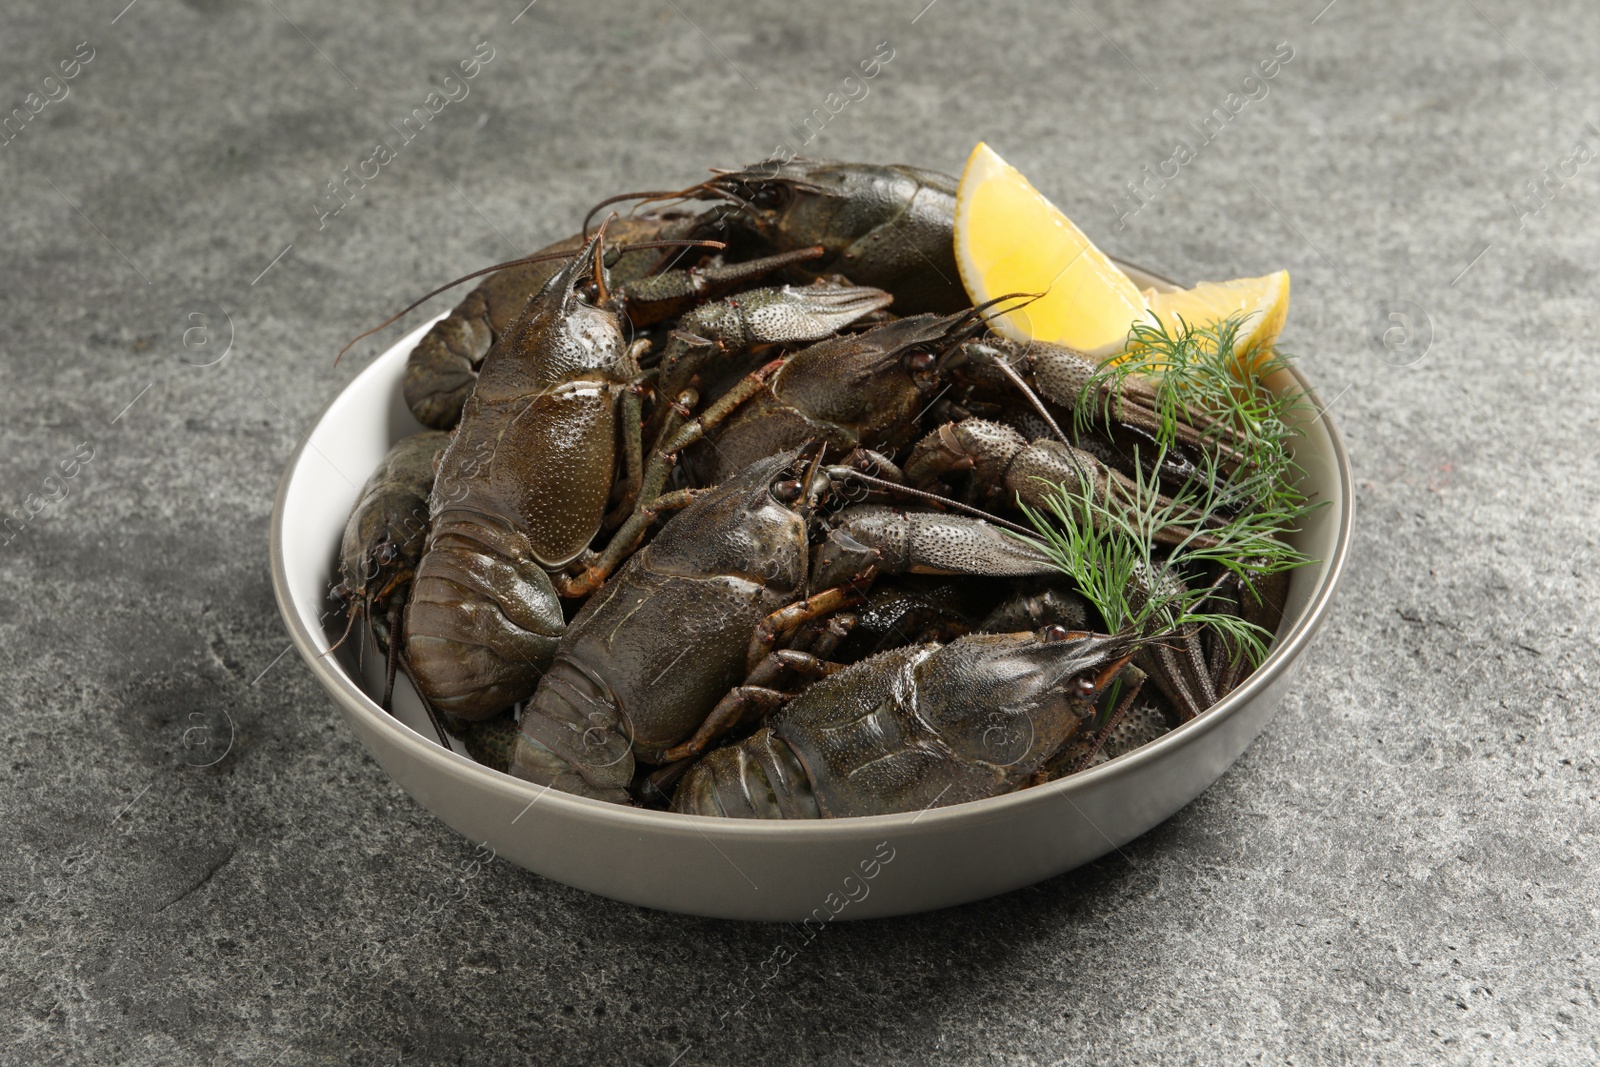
[380,600,403,710]
[745,584,866,675]
[661,686,790,764]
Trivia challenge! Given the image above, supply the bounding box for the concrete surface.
[2,0,1596,1063]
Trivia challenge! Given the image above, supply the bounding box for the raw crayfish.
[330,157,1303,819]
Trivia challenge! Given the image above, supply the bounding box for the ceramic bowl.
[270,264,1353,920]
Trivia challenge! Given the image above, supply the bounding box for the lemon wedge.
[953,142,1291,364]
[954,142,1146,357]
[1145,271,1291,364]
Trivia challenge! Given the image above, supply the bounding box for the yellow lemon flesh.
[953,142,1291,367]
[1144,270,1291,365]
[954,142,1146,357]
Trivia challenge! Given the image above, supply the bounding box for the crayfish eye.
[1071,676,1098,697]
[751,185,786,210]
[903,349,937,372]
[579,281,601,303]
[1041,624,1071,643]
[771,478,804,504]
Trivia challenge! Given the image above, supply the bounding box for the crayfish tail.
[508,734,633,805]
[671,728,820,820]
[403,515,564,719]
[508,657,636,804]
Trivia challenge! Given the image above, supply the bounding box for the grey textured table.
[4,0,1596,1063]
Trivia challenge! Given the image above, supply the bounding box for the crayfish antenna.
[321,601,361,658]
[333,239,727,366]
[959,295,1083,450]
[580,173,760,235]
[985,350,1074,449]
[971,290,1047,324]
[833,471,1034,536]
[581,189,694,236]
[394,648,453,749]
[634,176,766,223]
[584,160,844,237]
[380,600,404,710]
[796,439,830,516]
[1072,663,1145,773]
[333,248,582,366]
[960,289,1099,486]
[931,291,1047,363]
[590,215,614,306]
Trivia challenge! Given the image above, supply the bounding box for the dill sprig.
[1076,312,1308,489]
[1017,446,1310,666]
[1022,317,1323,668]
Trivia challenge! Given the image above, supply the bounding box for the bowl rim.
[269,270,1354,841]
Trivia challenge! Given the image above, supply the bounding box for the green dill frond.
[1019,488,1124,631]
[1015,437,1320,669]
[1075,312,1310,487]
[1017,311,1328,671]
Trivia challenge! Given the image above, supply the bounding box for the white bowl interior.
[280,315,446,746]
